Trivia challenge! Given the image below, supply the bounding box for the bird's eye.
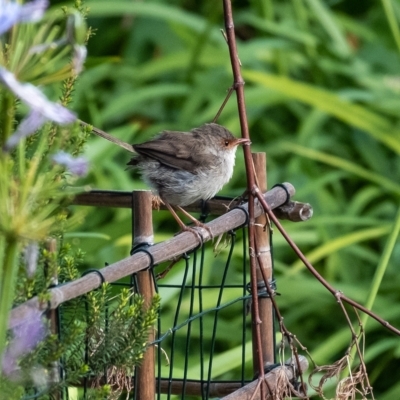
[225,140,229,146]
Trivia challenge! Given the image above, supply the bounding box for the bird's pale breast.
[138,146,236,206]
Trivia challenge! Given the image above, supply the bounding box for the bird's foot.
[152,195,164,210]
[191,220,213,240]
[174,225,205,245]
[164,202,213,241]
[173,205,213,239]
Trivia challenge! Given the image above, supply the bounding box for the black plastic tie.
[130,242,155,269]
[81,268,106,288]
[272,183,291,205]
[231,205,250,227]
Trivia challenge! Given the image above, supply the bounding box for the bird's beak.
[234,137,251,146]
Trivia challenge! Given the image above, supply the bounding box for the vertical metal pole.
[132,190,155,400]
[251,152,275,374]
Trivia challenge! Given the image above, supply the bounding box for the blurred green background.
[62,0,400,398]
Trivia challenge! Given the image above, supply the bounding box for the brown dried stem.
[335,296,374,399]
[222,1,268,399]
[220,355,309,400]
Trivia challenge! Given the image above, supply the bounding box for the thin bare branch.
[222,1,267,398]
[252,187,400,336]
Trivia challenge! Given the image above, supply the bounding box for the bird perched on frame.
[85,122,249,234]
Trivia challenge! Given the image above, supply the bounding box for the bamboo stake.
[251,153,275,374]
[73,190,311,222]
[132,191,155,400]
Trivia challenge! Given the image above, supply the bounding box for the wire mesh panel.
[70,230,254,399]
[146,229,252,399]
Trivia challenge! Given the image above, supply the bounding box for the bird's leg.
[163,202,189,230]
[163,202,207,242]
[175,205,213,239]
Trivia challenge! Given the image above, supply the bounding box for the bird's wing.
[131,132,200,172]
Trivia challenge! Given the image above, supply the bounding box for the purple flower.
[52,151,89,177]
[0,68,76,124]
[0,0,49,35]
[0,67,76,150]
[3,110,46,150]
[72,45,87,74]
[2,309,46,379]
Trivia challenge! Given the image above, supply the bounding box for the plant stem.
[0,237,19,370]
[0,91,15,147]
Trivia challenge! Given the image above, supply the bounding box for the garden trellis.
[11,180,310,399]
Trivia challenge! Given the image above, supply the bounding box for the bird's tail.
[80,120,135,153]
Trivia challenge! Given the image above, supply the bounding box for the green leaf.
[85,1,217,39]
[101,83,190,124]
[280,141,400,195]
[289,225,391,273]
[244,70,400,154]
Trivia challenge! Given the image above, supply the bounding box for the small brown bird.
[86,122,249,232]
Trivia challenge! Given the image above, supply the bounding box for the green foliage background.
[59,0,400,398]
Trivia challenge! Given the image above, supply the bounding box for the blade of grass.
[289,225,391,274]
[280,142,400,196]
[305,0,351,57]
[381,0,400,52]
[351,206,400,365]
[244,70,400,154]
